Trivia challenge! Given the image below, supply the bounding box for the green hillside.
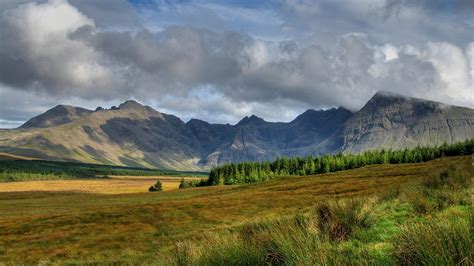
[0,160,207,182]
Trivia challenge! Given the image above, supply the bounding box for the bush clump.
[178,178,208,189]
[148,180,162,192]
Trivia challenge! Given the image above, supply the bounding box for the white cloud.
[421,42,472,105]
[1,0,114,93]
[378,44,399,61]
[467,43,474,89]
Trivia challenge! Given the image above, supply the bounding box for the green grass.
[168,161,473,265]
[393,209,472,265]
[0,160,208,182]
[0,156,471,264]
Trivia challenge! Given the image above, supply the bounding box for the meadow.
[0,156,471,264]
[0,176,201,194]
[0,159,207,182]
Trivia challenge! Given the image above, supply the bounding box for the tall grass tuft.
[194,234,264,265]
[314,199,373,242]
[173,241,196,266]
[393,214,473,265]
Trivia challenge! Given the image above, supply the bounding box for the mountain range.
[1,91,472,170]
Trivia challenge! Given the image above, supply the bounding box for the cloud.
[0,0,116,96]
[281,0,474,47]
[68,0,140,28]
[0,0,472,128]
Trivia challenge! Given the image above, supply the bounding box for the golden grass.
[0,156,470,263]
[0,176,200,194]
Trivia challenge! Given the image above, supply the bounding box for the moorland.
[0,155,471,264]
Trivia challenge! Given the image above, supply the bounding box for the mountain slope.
[338,91,474,153]
[20,105,92,129]
[0,100,203,170]
[0,92,472,170]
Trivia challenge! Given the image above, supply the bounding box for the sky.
[0,0,473,128]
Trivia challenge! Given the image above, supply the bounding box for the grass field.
[0,176,201,194]
[0,156,471,264]
[0,157,207,182]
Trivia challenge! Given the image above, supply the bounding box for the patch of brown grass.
[0,176,199,194]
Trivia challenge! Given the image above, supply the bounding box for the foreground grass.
[0,156,471,264]
[168,160,473,265]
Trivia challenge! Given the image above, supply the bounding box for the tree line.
[0,160,207,182]
[195,139,473,187]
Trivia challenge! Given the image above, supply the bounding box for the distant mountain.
[1,100,203,170]
[0,92,472,170]
[20,105,92,129]
[338,91,474,153]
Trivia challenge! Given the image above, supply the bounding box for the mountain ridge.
[2,91,473,170]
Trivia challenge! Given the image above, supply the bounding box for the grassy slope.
[0,107,205,171]
[0,156,471,263]
[0,176,202,194]
[0,153,37,161]
[0,159,207,182]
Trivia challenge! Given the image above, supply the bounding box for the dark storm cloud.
[83,27,245,87]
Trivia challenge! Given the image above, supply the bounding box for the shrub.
[314,199,372,242]
[179,178,208,189]
[148,180,162,192]
[393,216,473,265]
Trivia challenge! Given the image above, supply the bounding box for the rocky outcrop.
[338,91,474,153]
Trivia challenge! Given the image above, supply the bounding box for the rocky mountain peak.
[236,115,266,126]
[187,118,210,126]
[118,100,145,110]
[361,90,413,111]
[291,107,353,124]
[7,92,473,170]
[20,104,92,129]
